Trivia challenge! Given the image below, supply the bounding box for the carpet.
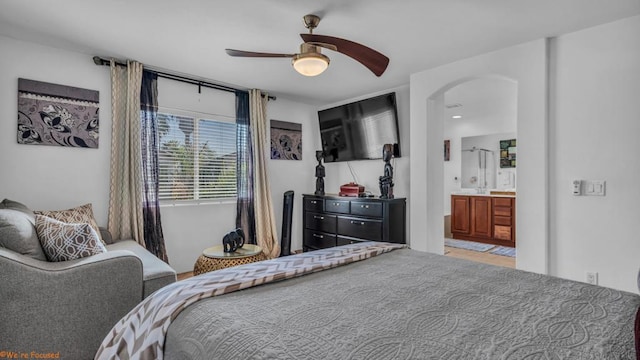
[444,239,495,252]
[489,246,516,257]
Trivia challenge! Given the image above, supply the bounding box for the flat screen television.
[318,92,401,163]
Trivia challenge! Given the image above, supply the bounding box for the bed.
[96,242,640,360]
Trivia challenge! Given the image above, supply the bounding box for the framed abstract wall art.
[17,78,99,148]
[270,120,302,160]
[500,138,516,168]
[444,139,450,161]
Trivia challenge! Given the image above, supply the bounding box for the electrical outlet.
[586,272,598,285]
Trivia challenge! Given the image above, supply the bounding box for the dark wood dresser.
[302,194,406,251]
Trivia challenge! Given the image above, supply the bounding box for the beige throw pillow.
[35,215,106,262]
[34,203,104,245]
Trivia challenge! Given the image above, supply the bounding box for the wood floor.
[177,271,193,281]
[444,245,515,268]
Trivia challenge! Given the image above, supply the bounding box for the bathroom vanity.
[450,193,515,247]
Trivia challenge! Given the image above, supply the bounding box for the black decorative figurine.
[315,150,325,195]
[222,228,245,253]
[379,144,394,199]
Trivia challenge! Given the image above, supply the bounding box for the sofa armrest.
[99,226,113,244]
[0,247,144,359]
[0,246,138,272]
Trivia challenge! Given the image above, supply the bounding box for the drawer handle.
[333,202,340,206]
[313,215,324,220]
[310,200,317,204]
[360,205,369,209]
[312,234,324,239]
[350,221,365,225]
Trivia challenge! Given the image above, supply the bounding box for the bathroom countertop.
[451,190,516,198]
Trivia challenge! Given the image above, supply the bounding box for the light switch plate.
[584,180,606,196]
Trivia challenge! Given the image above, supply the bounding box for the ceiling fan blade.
[300,34,389,76]
[225,49,295,58]
[304,42,338,52]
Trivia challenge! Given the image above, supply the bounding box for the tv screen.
[318,92,401,163]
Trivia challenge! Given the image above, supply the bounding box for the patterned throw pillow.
[34,203,104,245]
[35,215,106,262]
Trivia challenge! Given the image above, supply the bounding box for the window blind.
[156,112,236,202]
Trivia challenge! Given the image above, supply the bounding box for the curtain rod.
[92,56,276,101]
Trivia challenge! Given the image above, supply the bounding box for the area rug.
[489,246,516,257]
[444,239,495,252]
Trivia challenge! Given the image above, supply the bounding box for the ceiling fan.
[225,14,389,77]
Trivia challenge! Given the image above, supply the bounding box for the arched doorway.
[442,77,518,267]
[408,39,548,274]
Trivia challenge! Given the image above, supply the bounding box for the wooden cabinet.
[451,196,470,234]
[470,197,492,238]
[492,197,515,243]
[303,195,406,251]
[451,195,515,247]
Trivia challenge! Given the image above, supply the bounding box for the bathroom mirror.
[461,132,516,190]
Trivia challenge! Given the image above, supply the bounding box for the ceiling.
[444,78,517,122]
[1,0,639,106]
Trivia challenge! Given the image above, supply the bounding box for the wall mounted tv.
[318,92,401,163]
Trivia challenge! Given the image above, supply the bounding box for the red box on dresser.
[339,182,364,197]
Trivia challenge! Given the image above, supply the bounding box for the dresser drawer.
[350,201,383,218]
[305,212,336,233]
[337,217,382,241]
[494,225,513,241]
[304,230,336,250]
[304,197,324,212]
[493,197,513,207]
[493,215,512,226]
[337,236,368,246]
[494,207,512,217]
[325,199,350,214]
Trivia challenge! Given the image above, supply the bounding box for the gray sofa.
[0,201,176,360]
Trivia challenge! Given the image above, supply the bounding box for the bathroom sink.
[451,189,516,196]
[451,189,479,195]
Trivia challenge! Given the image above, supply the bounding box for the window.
[156,110,236,202]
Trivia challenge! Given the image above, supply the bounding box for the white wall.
[410,40,549,276]
[549,15,640,292]
[266,97,320,255]
[0,35,112,225]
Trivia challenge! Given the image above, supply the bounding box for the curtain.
[235,90,256,245]
[108,60,144,244]
[249,89,279,258]
[140,71,169,262]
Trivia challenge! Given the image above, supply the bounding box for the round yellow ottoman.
[193,244,266,275]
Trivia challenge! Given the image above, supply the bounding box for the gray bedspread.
[165,249,640,359]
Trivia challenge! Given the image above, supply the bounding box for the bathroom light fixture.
[292,48,330,76]
[452,115,462,119]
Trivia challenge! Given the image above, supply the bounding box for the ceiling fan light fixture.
[226,14,389,77]
[292,52,330,76]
